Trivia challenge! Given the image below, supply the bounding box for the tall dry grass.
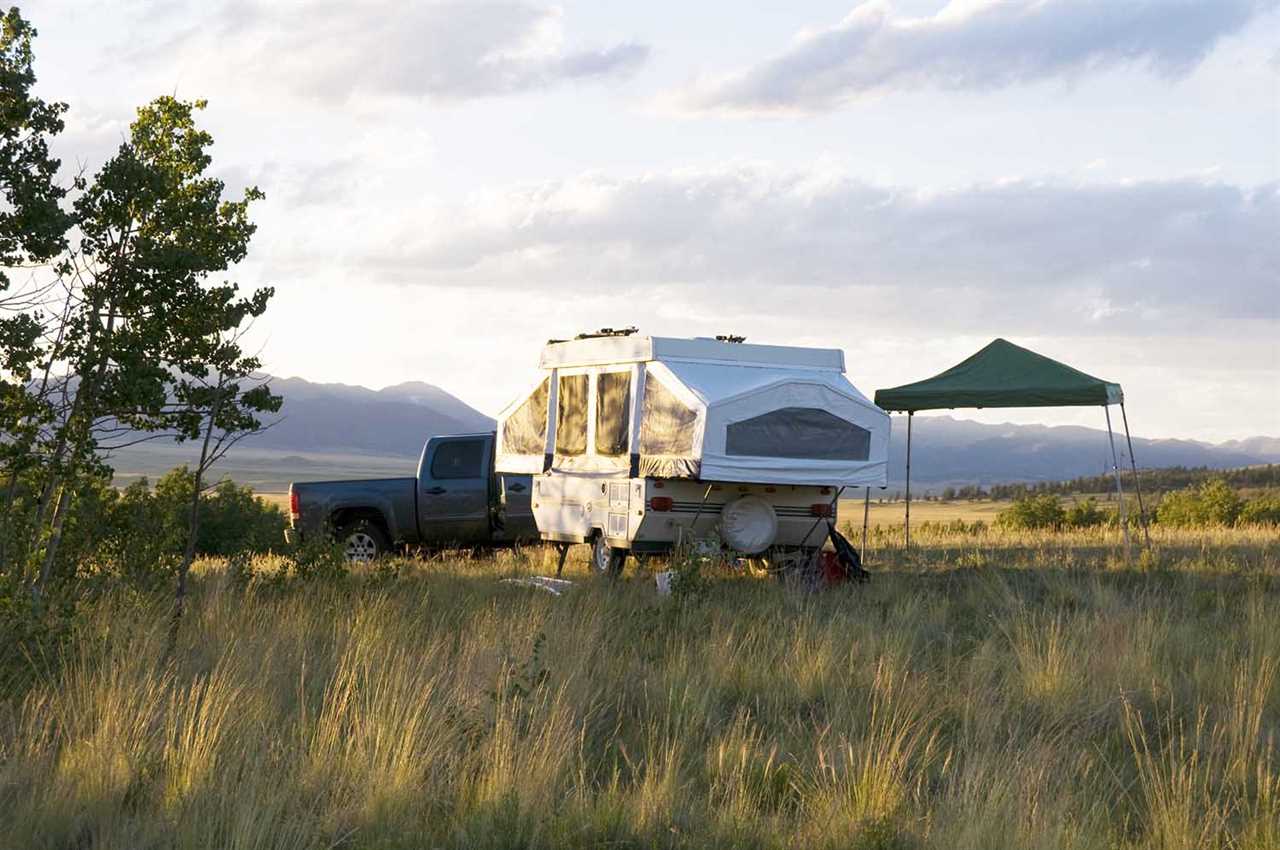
[0,526,1277,848]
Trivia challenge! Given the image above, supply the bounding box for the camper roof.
[538,336,845,372]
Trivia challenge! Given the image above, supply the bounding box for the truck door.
[418,437,491,546]
[494,474,537,541]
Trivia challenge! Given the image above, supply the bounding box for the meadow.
[1,524,1277,849]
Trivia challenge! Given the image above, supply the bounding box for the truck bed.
[289,477,417,542]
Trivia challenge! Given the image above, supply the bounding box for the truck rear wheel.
[337,520,389,563]
[591,535,627,577]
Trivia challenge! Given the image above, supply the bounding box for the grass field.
[846,495,1124,529]
[852,497,1009,527]
[2,525,1277,849]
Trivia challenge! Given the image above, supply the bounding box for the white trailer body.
[494,335,890,561]
[532,476,841,555]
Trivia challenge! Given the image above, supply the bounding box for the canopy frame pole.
[1120,402,1152,552]
[862,487,871,563]
[1104,405,1131,561]
[904,412,913,550]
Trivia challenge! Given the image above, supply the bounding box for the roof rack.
[574,326,639,340]
[716,334,746,343]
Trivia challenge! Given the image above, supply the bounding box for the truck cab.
[414,434,535,546]
[287,432,536,559]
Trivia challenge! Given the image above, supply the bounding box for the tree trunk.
[10,295,72,575]
[167,465,204,654]
[168,387,222,655]
[31,303,116,585]
[32,484,71,603]
[28,467,62,557]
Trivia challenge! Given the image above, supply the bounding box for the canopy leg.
[1120,402,1152,552]
[1104,406,1131,562]
[862,486,871,563]
[554,542,571,577]
[905,412,913,551]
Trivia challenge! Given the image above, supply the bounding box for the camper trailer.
[494,332,890,574]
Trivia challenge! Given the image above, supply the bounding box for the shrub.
[1156,479,1243,527]
[1239,493,1280,526]
[1065,498,1106,528]
[95,478,184,582]
[996,494,1066,530]
[90,467,287,579]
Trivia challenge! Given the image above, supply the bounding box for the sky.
[17,0,1280,441]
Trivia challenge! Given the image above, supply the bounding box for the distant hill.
[1217,436,1280,462]
[887,416,1271,489]
[242,376,495,457]
[108,377,1276,490]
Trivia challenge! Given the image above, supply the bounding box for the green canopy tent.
[874,339,1150,555]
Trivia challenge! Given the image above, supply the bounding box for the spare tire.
[720,496,778,554]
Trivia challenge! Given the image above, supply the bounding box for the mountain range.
[111,376,1278,490]
[888,416,1278,489]
[242,377,497,457]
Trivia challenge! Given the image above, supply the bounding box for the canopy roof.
[874,338,1123,412]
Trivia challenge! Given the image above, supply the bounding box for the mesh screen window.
[556,374,589,456]
[639,373,696,456]
[501,378,549,455]
[595,371,631,456]
[725,407,870,460]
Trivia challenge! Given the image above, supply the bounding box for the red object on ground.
[819,550,847,586]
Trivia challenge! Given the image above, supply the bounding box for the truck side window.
[595,371,631,456]
[430,440,485,479]
[556,374,588,456]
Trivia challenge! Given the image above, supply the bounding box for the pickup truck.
[287,433,537,560]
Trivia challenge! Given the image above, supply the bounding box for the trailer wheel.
[591,535,627,577]
[337,520,389,563]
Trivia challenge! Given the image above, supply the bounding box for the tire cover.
[720,496,778,554]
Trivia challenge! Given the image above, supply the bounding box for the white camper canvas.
[495,336,889,488]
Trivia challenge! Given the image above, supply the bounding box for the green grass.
[1,526,1278,849]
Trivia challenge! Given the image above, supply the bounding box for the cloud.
[129,1,649,102]
[673,0,1279,113]
[351,166,1278,334]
